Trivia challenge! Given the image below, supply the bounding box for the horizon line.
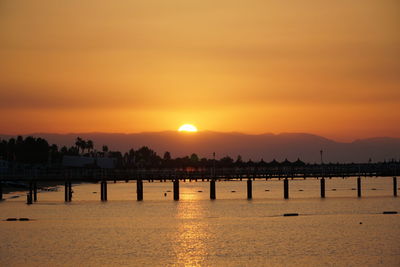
[1,131,399,144]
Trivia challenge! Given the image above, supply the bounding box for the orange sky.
[0,0,399,141]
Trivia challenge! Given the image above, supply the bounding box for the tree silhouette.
[235,155,243,167]
[135,146,161,168]
[163,151,171,161]
[75,137,86,154]
[2,135,393,171]
[87,140,94,153]
[190,153,199,163]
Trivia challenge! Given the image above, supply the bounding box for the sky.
[0,0,399,141]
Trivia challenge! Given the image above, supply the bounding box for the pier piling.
[247,179,252,199]
[137,179,143,201]
[173,179,179,200]
[320,178,326,198]
[357,177,362,197]
[104,181,107,201]
[101,181,104,201]
[0,182,3,201]
[210,180,216,200]
[26,192,32,205]
[393,177,397,197]
[284,178,289,199]
[101,181,108,201]
[64,181,72,202]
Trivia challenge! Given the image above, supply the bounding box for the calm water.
[1,177,399,266]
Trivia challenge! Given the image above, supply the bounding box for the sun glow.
[178,124,198,132]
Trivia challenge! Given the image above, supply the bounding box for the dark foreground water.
[1,177,399,266]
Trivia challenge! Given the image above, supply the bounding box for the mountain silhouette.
[1,132,399,163]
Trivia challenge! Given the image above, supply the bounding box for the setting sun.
[178,124,198,132]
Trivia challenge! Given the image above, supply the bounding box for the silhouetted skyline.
[2,132,399,163]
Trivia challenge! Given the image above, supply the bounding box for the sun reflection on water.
[173,200,211,266]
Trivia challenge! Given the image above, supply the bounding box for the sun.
[178,124,198,132]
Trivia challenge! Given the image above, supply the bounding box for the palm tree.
[75,137,82,150]
[75,137,86,155]
[87,140,94,154]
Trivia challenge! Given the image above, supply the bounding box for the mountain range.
[1,132,400,163]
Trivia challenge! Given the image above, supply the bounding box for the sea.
[1,177,399,266]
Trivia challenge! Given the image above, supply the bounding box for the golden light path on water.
[174,187,209,266]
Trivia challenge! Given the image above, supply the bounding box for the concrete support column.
[173,179,179,200]
[64,181,72,202]
[284,178,289,199]
[320,178,325,198]
[357,177,362,198]
[101,181,104,201]
[104,181,107,201]
[101,181,107,201]
[137,179,143,201]
[247,179,253,199]
[210,180,216,200]
[26,192,32,205]
[393,177,397,197]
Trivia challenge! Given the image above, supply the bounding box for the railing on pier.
[1,162,399,182]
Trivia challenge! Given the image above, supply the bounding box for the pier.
[0,162,398,203]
